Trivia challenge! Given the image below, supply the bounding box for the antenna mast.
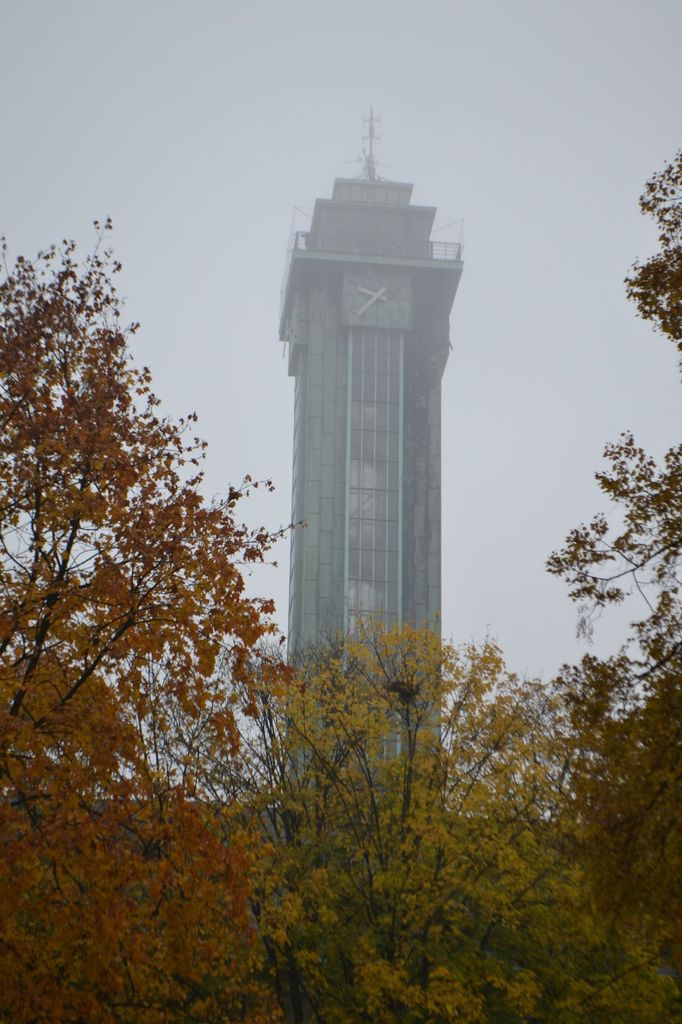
[361,107,382,181]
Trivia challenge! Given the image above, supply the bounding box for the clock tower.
[280,165,463,653]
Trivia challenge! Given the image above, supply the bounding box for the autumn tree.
[215,625,678,1024]
[625,149,682,366]
[549,153,682,967]
[0,230,282,1022]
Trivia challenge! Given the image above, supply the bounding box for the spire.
[361,107,382,181]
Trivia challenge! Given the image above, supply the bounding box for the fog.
[2,0,680,678]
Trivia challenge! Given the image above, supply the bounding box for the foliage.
[218,625,678,1023]
[0,230,281,1022]
[549,156,682,967]
[625,150,682,365]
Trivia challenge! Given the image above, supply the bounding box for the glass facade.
[345,328,403,630]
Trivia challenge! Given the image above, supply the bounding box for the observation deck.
[290,229,461,263]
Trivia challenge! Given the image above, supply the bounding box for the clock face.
[341,269,412,329]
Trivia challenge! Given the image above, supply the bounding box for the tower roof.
[331,177,414,206]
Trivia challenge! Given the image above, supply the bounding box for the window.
[346,328,402,625]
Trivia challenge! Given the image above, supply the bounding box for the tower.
[281,128,463,654]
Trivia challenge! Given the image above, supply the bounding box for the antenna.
[361,107,382,181]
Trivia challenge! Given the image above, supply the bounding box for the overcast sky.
[2,0,680,678]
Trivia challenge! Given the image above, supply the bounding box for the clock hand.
[357,287,388,316]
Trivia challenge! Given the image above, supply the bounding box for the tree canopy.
[625,150,682,366]
[0,230,281,1022]
[549,152,682,968]
[218,625,678,1023]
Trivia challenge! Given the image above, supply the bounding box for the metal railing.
[291,230,461,262]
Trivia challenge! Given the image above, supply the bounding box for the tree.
[549,154,682,967]
[218,625,678,1023]
[625,150,682,366]
[0,230,282,1022]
